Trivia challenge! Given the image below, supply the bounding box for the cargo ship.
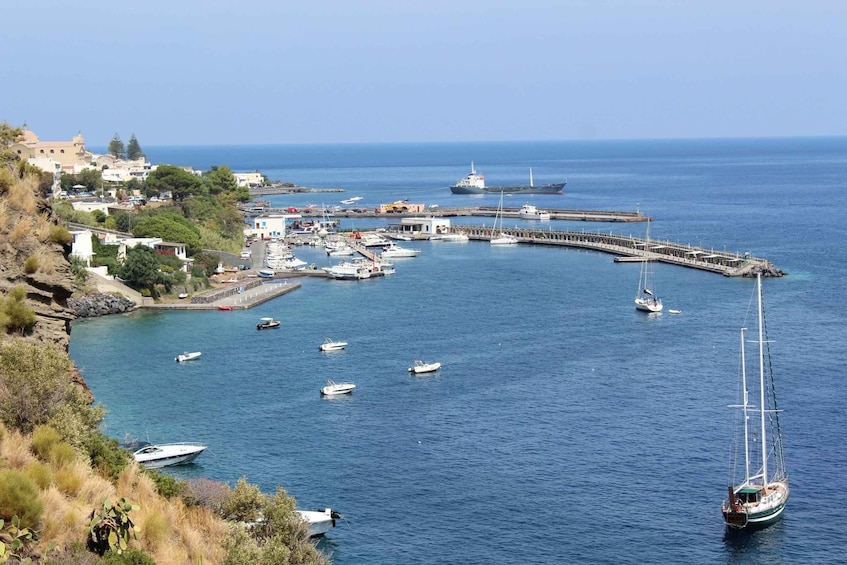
[449,163,565,195]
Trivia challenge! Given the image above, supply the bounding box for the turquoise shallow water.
[73,139,847,564]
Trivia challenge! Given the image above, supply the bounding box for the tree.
[145,164,205,202]
[132,213,202,255]
[119,245,161,295]
[205,165,238,196]
[108,133,125,160]
[126,134,144,161]
[0,122,24,169]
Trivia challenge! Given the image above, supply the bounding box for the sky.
[2,0,845,146]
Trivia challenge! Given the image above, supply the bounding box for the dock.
[456,225,782,277]
[285,206,647,222]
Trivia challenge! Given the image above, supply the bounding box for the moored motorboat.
[380,242,421,258]
[321,380,356,396]
[519,203,551,221]
[319,338,348,351]
[408,360,441,374]
[257,317,281,330]
[175,351,201,362]
[217,305,234,311]
[297,508,343,537]
[127,441,207,469]
[440,232,469,242]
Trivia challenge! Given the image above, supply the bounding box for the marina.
[71,138,847,565]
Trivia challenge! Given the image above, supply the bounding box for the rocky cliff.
[0,173,77,350]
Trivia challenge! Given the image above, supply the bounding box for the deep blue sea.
[74,139,847,564]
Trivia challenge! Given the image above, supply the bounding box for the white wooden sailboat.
[634,219,662,312]
[722,274,789,530]
[490,191,518,245]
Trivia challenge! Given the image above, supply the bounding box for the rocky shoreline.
[69,292,138,318]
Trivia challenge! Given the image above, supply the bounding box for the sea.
[72,138,847,564]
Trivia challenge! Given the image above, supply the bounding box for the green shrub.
[48,442,78,468]
[24,256,38,274]
[0,286,36,335]
[43,541,102,565]
[24,461,53,489]
[221,525,261,565]
[0,469,44,529]
[87,434,130,482]
[102,547,156,565]
[0,342,104,446]
[49,225,73,246]
[143,469,184,499]
[220,477,263,522]
[31,425,61,461]
[55,466,83,496]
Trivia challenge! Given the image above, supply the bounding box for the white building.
[69,229,95,266]
[233,172,264,188]
[396,217,452,238]
[245,214,301,240]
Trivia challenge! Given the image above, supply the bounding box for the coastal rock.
[69,293,137,318]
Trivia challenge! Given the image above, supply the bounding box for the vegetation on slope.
[0,130,331,564]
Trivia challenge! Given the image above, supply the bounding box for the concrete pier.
[457,225,781,277]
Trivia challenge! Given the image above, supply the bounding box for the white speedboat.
[440,233,469,242]
[321,380,356,396]
[408,360,441,374]
[128,441,207,469]
[257,317,281,330]
[175,351,201,362]
[297,508,343,537]
[519,203,551,221]
[320,338,348,351]
[325,262,372,280]
[380,242,421,258]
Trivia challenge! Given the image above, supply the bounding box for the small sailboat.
[634,219,663,312]
[722,274,789,530]
[490,191,518,245]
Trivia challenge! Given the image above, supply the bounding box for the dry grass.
[6,174,38,214]
[0,428,37,468]
[34,212,53,243]
[9,217,33,246]
[1,429,231,564]
[32,247,57,274]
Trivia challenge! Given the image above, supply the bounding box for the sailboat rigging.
[490,190,518,245]
[634,219,662,312]
[722,273,789,530]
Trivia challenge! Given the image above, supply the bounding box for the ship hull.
[450,182,565,195]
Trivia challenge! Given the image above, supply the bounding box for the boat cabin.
[735,486,762,504]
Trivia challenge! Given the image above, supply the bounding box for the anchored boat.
[722,274,789,530]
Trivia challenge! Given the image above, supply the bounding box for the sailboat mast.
[740,327,751,483]
[757,273,768,486]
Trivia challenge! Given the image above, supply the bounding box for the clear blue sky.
[2,0,845,146]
